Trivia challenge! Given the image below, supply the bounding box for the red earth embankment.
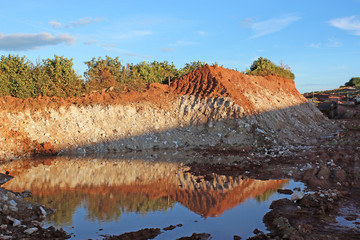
[0,65,338,160]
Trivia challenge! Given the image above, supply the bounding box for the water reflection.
[0,155,287,228]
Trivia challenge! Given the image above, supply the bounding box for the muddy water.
[0,152,304,239]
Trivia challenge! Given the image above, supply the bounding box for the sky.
[0,0,360,93]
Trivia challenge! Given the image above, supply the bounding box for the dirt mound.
[171,65,305,114]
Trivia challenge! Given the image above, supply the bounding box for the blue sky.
[1,0,359,93]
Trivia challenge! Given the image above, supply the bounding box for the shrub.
[0,54,35,98]
[247,57,295,80]
[344,77,360,87]
[178,61,206,77]
[129,61,179,85]
[84,56,122,92]
[40,55,84,97]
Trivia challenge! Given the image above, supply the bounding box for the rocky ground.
[0,174,70,239]
[185,110,360,239]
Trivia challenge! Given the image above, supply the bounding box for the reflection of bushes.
[26,188,175,226]
[27,191,84,226]
[86,193,174,222]
[254,180,288,202]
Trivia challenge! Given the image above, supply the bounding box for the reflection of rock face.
[0,156,287,225]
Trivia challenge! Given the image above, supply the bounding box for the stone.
[39,206,47,217]
[291,191,305,201]
[317,167,331,180]
[8,200,17,207]
[334,169,347,182]
[7,216,21,227]
[24,227,38,234]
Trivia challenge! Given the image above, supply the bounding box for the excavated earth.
[0,64,337,160]
[1,65,359,239]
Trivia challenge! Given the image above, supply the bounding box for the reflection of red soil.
[6,178,287,218]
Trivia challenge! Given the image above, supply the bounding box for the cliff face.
[0,65,337,160]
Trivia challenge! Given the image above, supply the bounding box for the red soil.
[171,65,303,114]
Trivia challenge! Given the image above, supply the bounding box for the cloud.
[171,40,198,47]
[327,38,341,47]
[309,42,321,48]
[243,14,301,39]
[116,30,152,39]
[197,31,207,37]
[329,16,360,35]
[160,48,175,52]
[49,20,62,29]
[83,39,98,45]
[101,43,117,48]
[49,17,102,29]
[69,17,101,27]
[122,52,151,58]
[0,32,75,51]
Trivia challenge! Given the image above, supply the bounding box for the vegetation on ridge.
[0,54,294,99]
[246,57,295,80]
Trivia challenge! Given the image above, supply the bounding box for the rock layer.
[0,65,337,160]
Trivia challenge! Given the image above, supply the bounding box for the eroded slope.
[0,65,337,160]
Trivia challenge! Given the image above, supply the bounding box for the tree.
[344,77,360,87]
[179,61,206,77]
[41,55,84,97]
[0,54,35,98]
[247,57,295,80]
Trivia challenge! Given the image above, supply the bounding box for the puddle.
[0,153,304,239]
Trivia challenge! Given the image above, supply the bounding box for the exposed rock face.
[0,65,337,160]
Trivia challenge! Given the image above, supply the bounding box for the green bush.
[344,77,360,87]
[178,61,207,77]
[0,54,211,98]
[0,55,35,98]
[41,55,84,97]
[130,61,179,85]
[247,57,295,80]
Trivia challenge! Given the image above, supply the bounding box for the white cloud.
[116,30,152,39]
[309,42,322,48]
[49,20,62,29]
[49,17,102,29]
[171,40,198,47]
[101,43,117,48]
[83,40,98,45]
[0,32,75,51]
[160,48,175,52]
[327,38,341,47]
[243,14,301,39]
[329,16,360,35]
[122,52,151,58]
[197,31,207,37]
[69,17,101,27]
